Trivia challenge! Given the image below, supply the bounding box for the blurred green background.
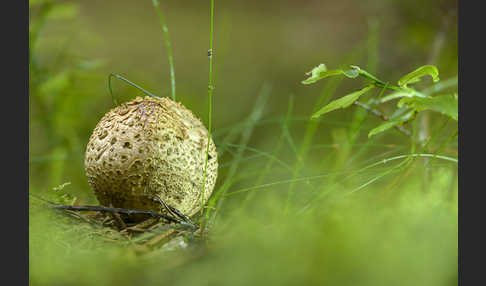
[29,0,458,285]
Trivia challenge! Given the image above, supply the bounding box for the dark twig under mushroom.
[29,193,198,229]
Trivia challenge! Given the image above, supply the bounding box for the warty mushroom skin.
[84,96,218,221]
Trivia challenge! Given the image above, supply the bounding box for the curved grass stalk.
[377,153,457,164]
[224,153,457,198]
[108,73,158,106]
[344,164,404,196]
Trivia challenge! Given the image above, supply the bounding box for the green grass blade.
[234,94,296,215]
[203,82,271,227]
[152,0,176,101]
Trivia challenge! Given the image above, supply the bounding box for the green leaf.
[349,65,381,83]
[380,90,428,103]
[380,92,413,103]
[311,85,375,119]
[398,65,440,88]
[368,110,414,137]
[302,64,341,84]
[304,63,327,81]
[398,94,458,121]
[302,64,360,84]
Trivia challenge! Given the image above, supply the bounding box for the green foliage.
[303,63,457,137]
[368,110,415,138]
[301,64,359,84]
[398,93,458,121]
[398,65,440,88]
[52,182,77,205]
[30,0,107,192]
[311,85,374,119]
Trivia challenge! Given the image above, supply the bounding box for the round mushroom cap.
[84,96,218,221]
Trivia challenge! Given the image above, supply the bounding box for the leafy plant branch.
[302,64,457,138]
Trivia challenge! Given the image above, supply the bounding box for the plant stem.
[152,0,176,101]
[373,81,402,91]
[353,101,411,137]
[201,0,215,219]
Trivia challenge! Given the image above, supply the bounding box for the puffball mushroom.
[84,96,218,222]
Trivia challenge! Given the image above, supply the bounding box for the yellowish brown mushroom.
[84,96,217,222]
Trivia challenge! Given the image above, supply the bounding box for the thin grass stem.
[224,153,457,198]
[152,0,176,101]
[108,73,158,106]
[200,0,216,221]
[235,95,295,215]
[221,143,294,172]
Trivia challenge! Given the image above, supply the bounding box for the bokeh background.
[29,0,458,285]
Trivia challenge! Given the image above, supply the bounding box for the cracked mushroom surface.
[84,96,218,221]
